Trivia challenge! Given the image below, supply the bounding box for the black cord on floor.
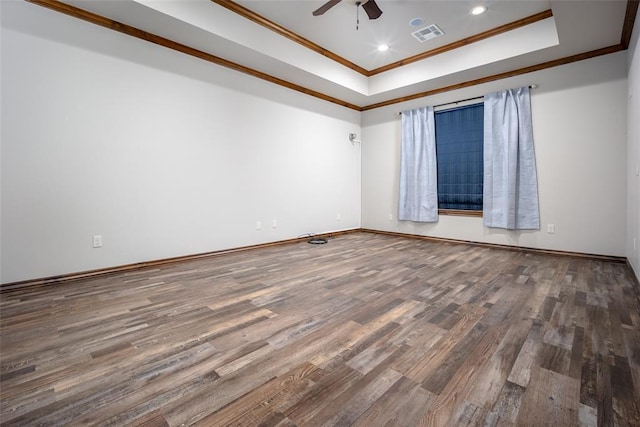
[308,238,327,245]
[298,233,330,245]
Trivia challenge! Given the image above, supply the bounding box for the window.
[434,103,484,213]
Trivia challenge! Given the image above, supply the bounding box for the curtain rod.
[397,84,538,115]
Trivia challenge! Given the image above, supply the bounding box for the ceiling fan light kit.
[361,0,383,20]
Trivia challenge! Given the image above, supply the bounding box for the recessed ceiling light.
[409,17,424,27]
[377,44,389,52]
[470,6,487,15]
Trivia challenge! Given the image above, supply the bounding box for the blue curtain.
[483,87,540,229]
[398,106,438,222]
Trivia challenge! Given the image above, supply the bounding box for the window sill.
[438,209,483,217]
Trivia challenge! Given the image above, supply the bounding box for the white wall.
[362,52,628,257]
[1,1,634,284]
[628,6,640,277]
[0,1,361,283]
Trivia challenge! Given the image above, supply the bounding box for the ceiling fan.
[312,0,383,20]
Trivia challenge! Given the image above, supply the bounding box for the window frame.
[438,208,483,217]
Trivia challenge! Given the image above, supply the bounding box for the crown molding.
[212,0,369,75]
[23,0,637,112]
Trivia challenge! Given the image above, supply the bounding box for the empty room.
[1,0,639,425]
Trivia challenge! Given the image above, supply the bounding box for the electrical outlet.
[547,224,555,234]
[388,213,393,221]
[92,235,103,248]
[256,221,262,230]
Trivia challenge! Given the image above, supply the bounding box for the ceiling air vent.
[411,24,444,42]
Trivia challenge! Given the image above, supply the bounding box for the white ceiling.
[59,0,630,108]
[236,0,554,70]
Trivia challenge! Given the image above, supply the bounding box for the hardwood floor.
[1,232,639,426]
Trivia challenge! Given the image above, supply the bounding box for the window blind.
[435,103,484,211]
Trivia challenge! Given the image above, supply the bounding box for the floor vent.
[411,24,444,42]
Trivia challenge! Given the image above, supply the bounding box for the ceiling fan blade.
[362,0,382,19]
[312,0,342,16]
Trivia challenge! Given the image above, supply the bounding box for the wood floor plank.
[417,323,508,426]
[485,380,527,426]
[515,366,580,426]
[1,232,638,426]
[466,318,533,410]
[506,321,545,388]
[193,361,320,426]
[352,375,435,426]
[283,363,362,424]
[403,303,486,383]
